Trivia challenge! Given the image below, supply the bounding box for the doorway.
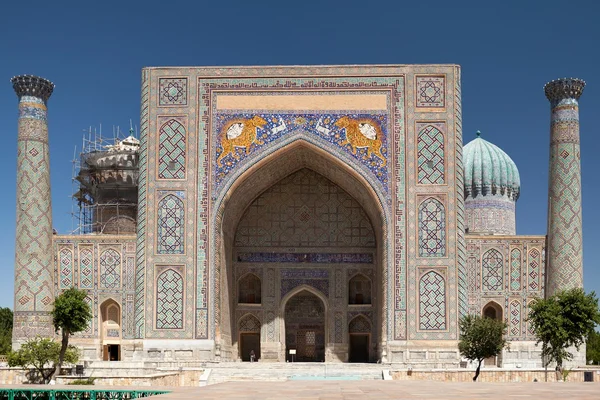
[349,334,369,362]
[103,344,120,361]
[240,333,260,361]
[284,290,325,362]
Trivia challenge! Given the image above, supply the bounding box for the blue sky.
[0,0,599,309]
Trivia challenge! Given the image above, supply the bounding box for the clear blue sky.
[0,0,599,309]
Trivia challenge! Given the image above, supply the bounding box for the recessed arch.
[237,273,261,304]
[280,286,328,363]
[482,301,503,321]
[210,138,391,360]
[100,298,121,361]
[348,273,372,305]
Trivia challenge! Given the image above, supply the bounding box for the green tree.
[7,337,78,383]
[0,307,13,354]
[528,288,600,380]
[49,288,92,381]
[586,330,600,365]
[458,315,508,381]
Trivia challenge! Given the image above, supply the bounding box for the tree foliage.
[458,315,508,381]
[528,288,600,378]
[7,337,78,384]
[49,288,92,381]
[0,307,13,355]
[586,330,600,365]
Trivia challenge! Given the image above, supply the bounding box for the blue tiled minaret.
[544,78,585,296]
[12,75,55,343]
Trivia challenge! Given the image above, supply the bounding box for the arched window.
[482,301,503,321]
[156,269,184,329]
[348,315,371,333]
[482,249,503,291]
[419,271,446,330]
[158,119,186,179]
[99,249,121,289]
[238,274,261,304]
[348,274,371,305]
[417,125,445,184]
[157,194,185,254]
[418,198,446,257]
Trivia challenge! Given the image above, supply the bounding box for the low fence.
[0,387,169,399]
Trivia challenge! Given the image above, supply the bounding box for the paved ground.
[154,381,600,399]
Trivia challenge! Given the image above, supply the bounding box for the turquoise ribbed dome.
[463,132,520,201]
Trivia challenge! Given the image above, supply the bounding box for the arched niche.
[213,139,389,361]
[238,273,261,304]
[482,301,503,321]
[100,298,121,361]
[348,274,372,305]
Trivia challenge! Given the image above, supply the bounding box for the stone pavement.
[154,381,600,399]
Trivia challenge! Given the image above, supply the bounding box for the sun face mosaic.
[213,113,390,191]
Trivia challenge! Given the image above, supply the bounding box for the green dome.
[463,132,520,201]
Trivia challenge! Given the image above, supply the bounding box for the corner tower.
[12,75,55,343]
[545,78,585,295]
[463,131,520,235]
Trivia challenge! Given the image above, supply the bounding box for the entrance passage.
[285,290,325,362]
[103,344,120,361]
[240,333,260,362]
[349,335,369,362]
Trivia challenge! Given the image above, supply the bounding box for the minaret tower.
[544,78,585,296]
[12,75,55,343]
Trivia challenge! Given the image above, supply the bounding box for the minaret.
[12,75,55,343]
[544,78,585,296]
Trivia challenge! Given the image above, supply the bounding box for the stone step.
[206,364,384,385]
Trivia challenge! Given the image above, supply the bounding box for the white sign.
[289,349,296,355]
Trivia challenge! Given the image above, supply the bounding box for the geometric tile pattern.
[348,315,371,333]
[159,78,187,106]
[418,198,446,257]
[510,248,521,291]
[235,169,376,248]
[239,314,261,332]
[79,247,93,289]
[546,96,584,294]
[156,269,184,329]
[59,248,73,289]
[465,237,546,341]
[417,125,445,184]
[416,76,445,108]
[14,93,55,340]
[419,271,446,330]
[545,77,585,297]
[528,248,540,291]
[157,194,185,254]
[158,119,186,179]
[509,299,521,337]
[100,249,121,289]
[482,249,503,291]
[135,68,150,339]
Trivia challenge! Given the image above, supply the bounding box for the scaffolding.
[71,125,140,235]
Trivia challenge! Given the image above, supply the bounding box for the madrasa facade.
[10,65,586,367]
